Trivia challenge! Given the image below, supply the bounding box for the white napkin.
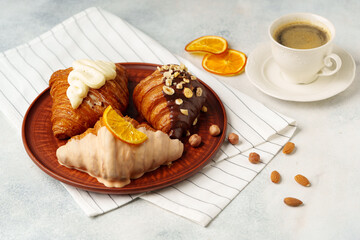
[0,7,296,226]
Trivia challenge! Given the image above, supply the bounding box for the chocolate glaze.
[160,64,207,139]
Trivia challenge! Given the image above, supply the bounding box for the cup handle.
[317,53,342,77]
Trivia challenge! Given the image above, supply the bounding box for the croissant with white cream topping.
[49,62,128,139]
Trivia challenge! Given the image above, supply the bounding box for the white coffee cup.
[269,13,342,84]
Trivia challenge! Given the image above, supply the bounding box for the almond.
[282,142,295,154]
[294,174,311,187]
[270,171,281,184]
[284,197,303,207]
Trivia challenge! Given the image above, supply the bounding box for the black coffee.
[274,22,330,49]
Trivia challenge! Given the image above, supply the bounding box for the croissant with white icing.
[49,62,128,139]
[56,118,184,188]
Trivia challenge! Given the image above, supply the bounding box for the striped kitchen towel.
[0,7,296,227]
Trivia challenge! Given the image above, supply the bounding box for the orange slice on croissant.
[103,106,148,144]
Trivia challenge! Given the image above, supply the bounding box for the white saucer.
[245,43,356,102]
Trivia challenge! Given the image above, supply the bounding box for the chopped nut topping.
[165,78,172,86]
[196,87,203,97]
[180,63,185,70]
[176,82,184,89]
[175,98,183,105]
[186,130,191,136]
[201,106,208,112]
[190,75,197,80]
[163,86,175,95]
[163,71,172,78]
[180,109,189,116]
[174,72,180,78]
[193,117,198,125]
[183,78,190,83]
[183,87,193,98]
[157,66,161,71]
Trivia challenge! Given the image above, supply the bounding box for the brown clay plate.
[22,63,227,194]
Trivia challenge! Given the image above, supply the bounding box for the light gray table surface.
[1,0,359,239]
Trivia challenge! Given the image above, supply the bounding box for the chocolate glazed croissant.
[133,64,206,139]
[49,63,129,139]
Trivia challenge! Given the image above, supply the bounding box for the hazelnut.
[190,75,197,80]
[201,106,208,112]
[248,152,260,164]
[189,134,201,147]
[193,117,198,126]
[183,78,190,83]
[174,71,180,78]
[209,124,221,136]
[228,133,239,145]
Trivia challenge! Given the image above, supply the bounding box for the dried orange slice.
[103,106,147,144]
[185,35,228,54]
[202,49,247,76]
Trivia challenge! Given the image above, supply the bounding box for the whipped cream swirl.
[66,59,116,109]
